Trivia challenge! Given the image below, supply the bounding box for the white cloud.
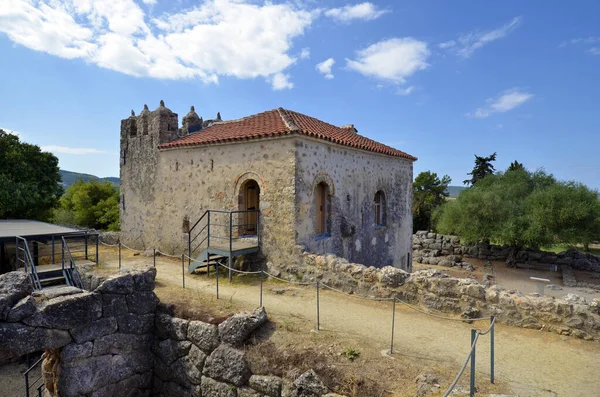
[300,47,310,59]
[396,85,415,95]
[271,73,294,90]
[1,127,21,137]
[0,0,316,89]
[141,0,156,5]
[468,88,533,118]
[442,16,522,58]
[346,38,430,84]
[590,47,600,55]
[325,2,388,22]
[41,145,106,155]
[316,58,335,79]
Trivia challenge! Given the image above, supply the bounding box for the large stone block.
[23,291,102,329]
[7,295,36,322]
[0,323,72,355]
[62,341,93,361]
[0,271,33,320]
[71,317,118,344]
[59,354,114,397]
[204,344,251,386]
[156,339,192,366]
[201,376,237,397]
[290,369,329,397]
[218,307,267,347]
[130,267,157,291]
[126,291,158,314]
[117,313,154,334]
[379,266,409,288]
[188,320,220,353]
[249,375,283,397]
[96,273,135,294]
[155,313,189,340]
[93,332,153,356]
[102,293,128,317]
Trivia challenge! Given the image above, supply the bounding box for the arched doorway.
[240,179,260,235]
[315,181,329,235]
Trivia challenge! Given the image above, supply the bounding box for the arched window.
[374,191,386,226]
[315,182,330,235]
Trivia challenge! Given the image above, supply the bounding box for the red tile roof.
[158,108,416,160]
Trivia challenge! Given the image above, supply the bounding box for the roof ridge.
[277,107,299,132]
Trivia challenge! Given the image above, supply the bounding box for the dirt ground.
[93,247,600,396]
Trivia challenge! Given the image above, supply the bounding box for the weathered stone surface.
[290,369,329,397]
[156,339,192,366]
[7,295,36,322]
[218,307,267,346]
[102,293,128,317]
[59,355,114,397]
[93,332,153,356]
[71,317,118,344]
[130,267,157,291]
[179,344,206,385]
[62,341,94,361]
[0,271,33,320]
[415,372,440,397]
[379,266,409,288]
[188,320,220,353]
[96,273,134,294]
[0,323,72,355]
[23,291,102,329]
[239,386,265,396]
[249,375,282,397]
[201,376,237,397]
[155,313,189,340]
[204,344,251,386]
[32,286,82,300]
[126,291,158,314]
[118,313,154,334]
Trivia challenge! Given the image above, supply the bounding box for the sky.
[0,0,599,189]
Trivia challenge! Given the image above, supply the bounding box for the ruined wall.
[0,268,157,396]
[294,138,413,270]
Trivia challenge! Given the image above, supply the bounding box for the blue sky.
[1,0,599,189]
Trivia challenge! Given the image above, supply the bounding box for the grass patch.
[542,244,600,257]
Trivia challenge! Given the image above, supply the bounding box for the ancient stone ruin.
[0,267,341,397]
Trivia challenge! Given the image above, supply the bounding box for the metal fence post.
[491,316,495,384]
[260,270,264,307]
[181,254,185,289]
[216,262,220,299]
[390,297,396,354]
[95,235,99,264]
[85,235,88,260]
[470,329,476,397]
[51,235,55,264]
[118,242,122,270]
[316,281,320,331]
[153,249,156,268]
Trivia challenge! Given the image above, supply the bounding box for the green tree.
[413,171,452,232]
[437,168,600,266]
[463,152,497,186]
[0,129,63,220]
[55,179,120,231]
[507,160,525,172]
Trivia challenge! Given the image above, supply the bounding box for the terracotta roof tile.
[159,108,416,160]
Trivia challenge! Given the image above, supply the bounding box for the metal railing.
[24,355,45,397]
[187,209,261,266]
[62,236,84,289]
[15,236,42,290]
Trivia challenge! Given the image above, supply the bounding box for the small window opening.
[374,190,386,226]
[315,182,330,235]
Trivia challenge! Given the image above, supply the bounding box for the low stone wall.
[412,231,600,272]
[268,246,600,341]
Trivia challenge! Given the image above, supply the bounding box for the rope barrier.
[154,249,182,259]
[476,316,496,336]
[120,243,146,253]
[98,240,119,248]
[216,262,263,275]
[395,299,492,322]
[442,332,480,397]
[262,271,316,286]
[320,283,394,302]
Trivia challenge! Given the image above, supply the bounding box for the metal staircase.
[188,209,260,280]
[15,235,85,290]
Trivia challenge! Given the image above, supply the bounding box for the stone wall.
[268,246,600,341]
[0,267,157,396]
[295,138,413,270]
[412,231,600,272]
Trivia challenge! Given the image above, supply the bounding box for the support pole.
[316,281,320,331]
[228,254,233,282]
[95,235,99,264]
[85,235,89,260]
[470,329,476,397]
[390,297,396,354]
[118,242,122,270]
[182,254,185,289]
[260,270,264,307]
[490,316,495,384]
[216,262,220,299]
[229,212,233,282]
[153,249,156,268]
[51,235,55,264]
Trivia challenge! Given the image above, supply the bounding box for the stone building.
[120,101,416,271]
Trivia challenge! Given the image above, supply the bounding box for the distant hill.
[446,185,466,198]
[59,170,120,188]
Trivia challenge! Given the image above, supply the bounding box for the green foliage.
[437,168,600,265]
[507,160,525,172]
[55,179,120,231]
[413,171,451,231]
[463,152,497,186]
[342,347,360,361]
[0,129,63,220]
